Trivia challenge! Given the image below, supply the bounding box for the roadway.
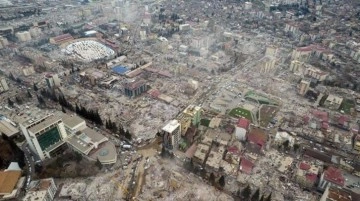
[21,143,36,189]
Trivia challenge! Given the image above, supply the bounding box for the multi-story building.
[20,114,68,160]
[61,115,87,135]
[353,134,360,153]
[178,105,201,135]
[304,67,328,81]
[162,120,181,151]
[0,78,9,93]
[235,118,250,141]
[124,79,147,98]
[295,161,320,189]
[318,166,345,191]
[23,178,57,201]
[320,185,353,201]
[49,33,74,45]
[298,80,310,96]
[290,60,302,72]
[45,74,61,89]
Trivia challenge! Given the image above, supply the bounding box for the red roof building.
[237,118,250,130]
[227,146,240,155]
[296,161,320,188]
[49,33,74,44]
[319,166,345,190]
[239,158,254,174]
[299,162,311,170]
[338,115,350,126]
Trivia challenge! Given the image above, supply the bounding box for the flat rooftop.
[0,119,19,137]
[62,114,85,129]
[162,120,180,133]
[0,170,21,195]
[66,127,108,155]
[28,115,62,134]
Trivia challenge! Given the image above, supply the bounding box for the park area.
[228,107,254,122]
[339,99,356,115]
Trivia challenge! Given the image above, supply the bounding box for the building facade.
[0,78,9,93]
[179,105,201,135]
[20,115,68,160]
[124,79,147,98]
[298,80,310,96]
[23,178,57,201]
[162,120,181,151]
[318,166,345,191]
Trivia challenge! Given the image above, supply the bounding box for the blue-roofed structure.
[112,66,129,75]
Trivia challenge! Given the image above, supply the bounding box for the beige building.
[298,80,310,96]
[290,60,302,72]
[304,67,328,81]
[0,36,8,48]
[258,56,276,73]
[15,31,32,42]
[178,105,201,135]
[22,66,35,76]
[0,77,9,93]
[291,48,312,61]
[29,27,42,38]
[290,60,329,81]
[265,46,278,57]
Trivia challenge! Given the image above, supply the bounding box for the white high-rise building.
[20,114,68,160]
[162,120,181,151]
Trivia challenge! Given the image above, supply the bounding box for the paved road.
[21,143,36,189]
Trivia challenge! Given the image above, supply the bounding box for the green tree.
[75,152,82,162]
[259,195,265,201]
[125,130,132,140]
[242,185,251,200]
[218,175,225,188]
[209,172,215,185]
[95,158,102,169]
[62,106,66,113]
[27,90,32,98]
[15,96,22,104]
[283,140,289,150]
[251,189,260,201]
[266,193,272,201]
[9,73,15,81]
[7,98,14,107]
[293,144,300,152]
[33,83,38,91]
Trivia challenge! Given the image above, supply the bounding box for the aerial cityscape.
[0,0,360,200]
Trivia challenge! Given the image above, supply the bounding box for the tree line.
[105,119,132,140]
[34,85,134,139]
